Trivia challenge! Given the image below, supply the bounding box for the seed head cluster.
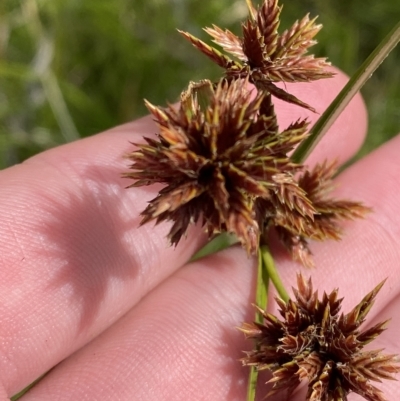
[270,160,369,267]
[240,274,400,401]
[124,79,307,254]
[124,77,368,265]
[179,0,333,111]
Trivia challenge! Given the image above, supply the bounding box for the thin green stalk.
[246,248,270,401]
[292,21,400,163]
[255,249,270,323]
[11,373,47,400]
[189,232,238,262]
[260,245,289,302]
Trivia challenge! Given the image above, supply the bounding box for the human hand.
[1,69,399,401]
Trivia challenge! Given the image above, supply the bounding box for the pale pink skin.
[0,68,399,401]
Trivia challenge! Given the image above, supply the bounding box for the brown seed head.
[125,80,369,263]
[271,161,371,267]
[178,0,334,111]
[240,274,400,401]
[124,78,308,254]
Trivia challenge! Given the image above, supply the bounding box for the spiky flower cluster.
[123,1,398,400]
[241,275,400,401]
[270,161,369,267]
[125,77,367,265]
[125,79,307,254]
[124,0,369,266]
[179,0,333,111]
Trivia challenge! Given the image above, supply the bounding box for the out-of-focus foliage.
[0,0,399,168]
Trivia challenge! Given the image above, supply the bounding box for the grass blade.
[261,245,289,302]
[246,248,270,401]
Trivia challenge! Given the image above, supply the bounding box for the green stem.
[260,245,289,302]
[11,373,47,400]
[189,232,238,262]
[255,248,270,322]
[292,21,400,164]
[246,248,270,401]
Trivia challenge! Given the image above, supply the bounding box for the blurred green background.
[0,0,399,169]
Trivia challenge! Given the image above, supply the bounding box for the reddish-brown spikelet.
[124,78,309,254]
[272,161,371,267]
[240,274,400,401]
[178,0,333,111]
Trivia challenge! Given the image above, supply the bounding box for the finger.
[0,116,206,396]
[0,70,367,395]
[14,247,258,401]
[20,135,400,400]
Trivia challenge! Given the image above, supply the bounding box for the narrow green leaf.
[292,21,400,164]
[11,373,47,400]
[189,232,238,262]
[246,248,270,401]
[246,365,258,401]
[255,248,269,323]
[261,245,289,302]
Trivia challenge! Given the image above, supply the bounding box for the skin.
[0,69,399,401]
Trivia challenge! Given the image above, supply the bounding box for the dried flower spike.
[179,0,334,111]
[123,78,309,254]
[270,160,371,267]
[125,78,369,264]
[241,274,400,401]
